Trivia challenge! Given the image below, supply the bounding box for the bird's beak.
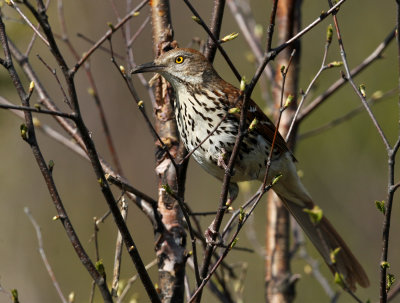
[131,61,165,74]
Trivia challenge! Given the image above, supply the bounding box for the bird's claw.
[205,225,223,246]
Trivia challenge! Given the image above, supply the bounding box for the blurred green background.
[0,0,399,302]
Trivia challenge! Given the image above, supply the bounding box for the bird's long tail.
[270,156,370,291]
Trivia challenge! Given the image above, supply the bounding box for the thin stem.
[22,2,160,300]
[286,39,331,140]
[71,0,148,74]
[24,208,68,303]
[204,0,225,62]
[298,28,395,122]
[0,13,113,302]
[182,0,241,81]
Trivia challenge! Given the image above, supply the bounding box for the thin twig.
[182,0,241,81]
[24,208,68,303]
[21,2,160,300]
[298,28,395,122]
[71,0,148,74]
[8,0,50,46]
[203,0,225,62]
[286,31,332,140]
[0,13,113,302]
[299,89,396,140]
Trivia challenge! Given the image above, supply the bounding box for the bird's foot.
[205,224,223,246]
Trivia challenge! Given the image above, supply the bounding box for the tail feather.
[280,197,370,291]
[268,153,369,290]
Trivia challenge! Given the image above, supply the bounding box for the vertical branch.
[265,0,301,302]
[0,12,114,303]
[380,2,400,302]
[150,1,188,302]
[204,0,225,62]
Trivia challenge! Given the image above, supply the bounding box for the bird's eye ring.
[175,56,184,64]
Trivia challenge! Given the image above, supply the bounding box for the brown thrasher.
[132,48,369,290]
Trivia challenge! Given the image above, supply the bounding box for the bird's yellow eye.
[175,56,184,64]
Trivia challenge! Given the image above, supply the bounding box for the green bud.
[330,247,341,264]
[191,16,201,24]
[107,22,115,31]
[326,24,333,44]
[387,273,395,291]
[20,124,28,140]
[29,81,35,93]
[68,291,75,303]
[334,272,345,288]
[162,184,174,196]
[375,200,386,215]
[48,160,54,172]
[221,32,239,43]
[228,107,240,114]
[327,61,343,68]
[359,84,366,98]
[248,118,258,131]
[230,237,239,250]
[284,94,294,108]
[381,261,390,269]
[240,76,246,92]
[239,207,245,224]
[95,260,106,278]
[272,174,282,185]
[371,90,383,100]
[303,205,323,224]
[11,289,19,303]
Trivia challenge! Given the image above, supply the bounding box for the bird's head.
[131,48,218,88]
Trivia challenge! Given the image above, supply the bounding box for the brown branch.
[298,28,395,122]
[203,0,225,62]
[24,208,68,303]
[71,0,148,74]
[0,13,113,302]
[149,1,192,302]
[21,1,160,301]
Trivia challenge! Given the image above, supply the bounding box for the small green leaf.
[326,24,333,44]
[20,124,28,140]
[387,273,395,292]
[228,107,240,114]
[248,118,258,131]
[381,261,390,269]
[162,184,174,196]
[375,200,386,215]
[238,207,245,224]
[191,16,201,24]
[11,289,19,303]
[327,61,343,68]
[284,94,294,108]
[271,174,282,185]
[303,205,323,224]
[330,247,341,264]
[359,84,366,98]
[107,22,115,31]
[48,160,54,172]
[230,237,239,250]
[334,272,345,289]
[95,259,106,278]
[240,76,246,92]
[221,32,239,43]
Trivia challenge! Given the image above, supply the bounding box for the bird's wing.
[221,82,290,155]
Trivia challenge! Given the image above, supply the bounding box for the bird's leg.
[205,182,239,245]
[217,148,228,170]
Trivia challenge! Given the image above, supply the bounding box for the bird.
[131,47,369,291]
